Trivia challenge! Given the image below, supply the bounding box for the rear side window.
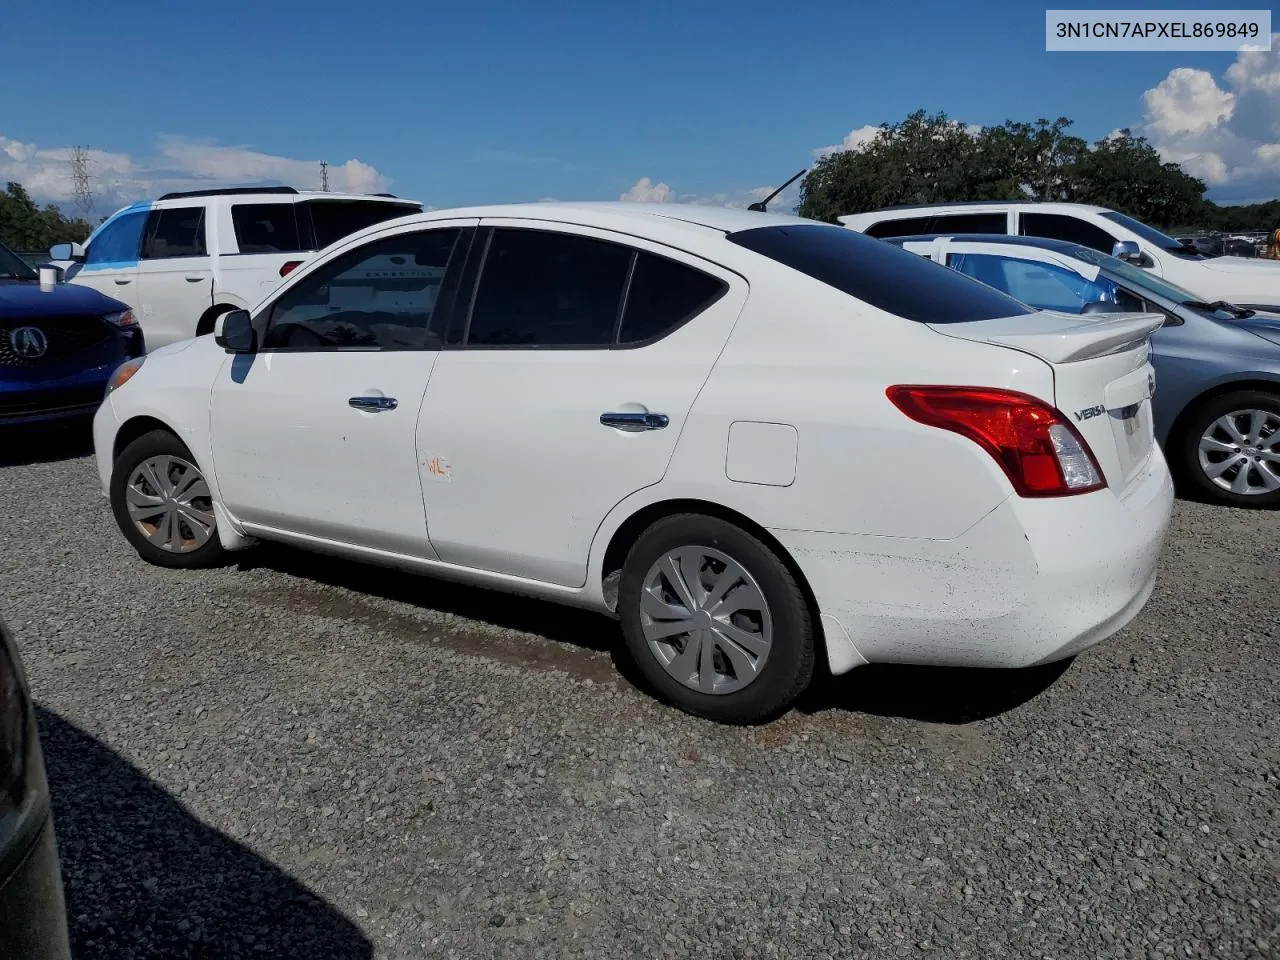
[864,212,1007,238]
[619,253,726,344]
[141,207,206,259]
[727,224,1033,323]
[232,203,303,253]
[1019,213,1117,254]
[467,229,632,347]
[305,200,420,250]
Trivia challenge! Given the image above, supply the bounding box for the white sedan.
[92,202,1174,723]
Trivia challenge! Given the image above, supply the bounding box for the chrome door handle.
[600,411,668,431]
[349,396,398,412]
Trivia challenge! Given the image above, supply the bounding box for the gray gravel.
[2,425,1278,959]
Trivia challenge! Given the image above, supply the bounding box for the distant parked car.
[0,238,143,426]
[93,202,1171,723]
[0,619,72,960]
[889,233,1280,508]
[48,187,422,351]
[840,202,1280,311]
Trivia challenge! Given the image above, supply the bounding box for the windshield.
[1071,246,1202,302]
[0,240,38,280]
[1100,211,1202,258]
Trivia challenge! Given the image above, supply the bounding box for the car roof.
[838,201,1113,224]
[152,189,417,207]
[390,201,821,235]
[886,233,1092,256]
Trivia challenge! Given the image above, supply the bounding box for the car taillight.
[886,385,1106,497]
[280,260,303,277]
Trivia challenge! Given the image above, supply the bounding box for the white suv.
[50,187,421,350]
[840,202,1280,312]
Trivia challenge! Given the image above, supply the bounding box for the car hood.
[0,280,128,319]
[1198,256,1280,276]
[1238,309,1280,348]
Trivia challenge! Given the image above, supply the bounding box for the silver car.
[890,234,1280,508]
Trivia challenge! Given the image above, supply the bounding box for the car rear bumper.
[0,817,71,960]
[775,448,1174,672]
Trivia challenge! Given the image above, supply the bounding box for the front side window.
[85,210,148,266]
[141,207,207,259]
[727,224,1032,324]
[466,229,632,347]
[1100,211,1198,257]
[0,240,36,279]
[948,254,1113,312]
[1018,213,1117,254]
[263,229,461,351]
[232,203,303,253]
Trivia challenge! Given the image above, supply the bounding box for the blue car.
[889,233,1280,509]
[0,239,143,426]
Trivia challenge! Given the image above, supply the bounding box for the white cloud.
[619,177,673,202]
[1139,35,1280,198]
[812,124,881,159]
[0,132,393,214]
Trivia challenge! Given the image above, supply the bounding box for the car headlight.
[105,357,145,397]
[103,309,138,329]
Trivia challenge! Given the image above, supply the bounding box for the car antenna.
[747,169,806,212]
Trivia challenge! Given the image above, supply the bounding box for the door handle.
[600,411,669,431]
[185,274,206,282]
[113,278,131,285]
[349,396,398,412]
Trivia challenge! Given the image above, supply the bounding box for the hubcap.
[639,546,773,696]
[1197,409,1280,496]
[124,455,216,553]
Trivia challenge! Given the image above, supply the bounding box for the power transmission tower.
[319,161,330,192]
[70,146,97,220]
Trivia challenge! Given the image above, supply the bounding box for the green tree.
[1070,130,1205,227]
[0,182,94,251]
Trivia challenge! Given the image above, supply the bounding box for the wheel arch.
[596,496,831,673]
[112,414,182,462]
[1165,376,1280,453]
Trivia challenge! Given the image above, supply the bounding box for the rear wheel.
[1178,390,1280,508]
[618,514,815,724]
[110,430,227,568]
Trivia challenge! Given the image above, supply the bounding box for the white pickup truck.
[839,201,1280,312]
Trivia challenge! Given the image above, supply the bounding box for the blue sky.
[2,1,1275,211]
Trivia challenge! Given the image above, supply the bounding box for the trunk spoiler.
[927,311,1165,364]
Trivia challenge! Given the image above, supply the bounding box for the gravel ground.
[1,424,1277,960]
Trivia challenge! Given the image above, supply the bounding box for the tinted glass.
[305,200,420,250]
[467,229,632,347]
[0,240,36,279]
[142,207,206,259]
[1072,246,1204,304]
[865,212,1007,239]
[948,254,1109,312]
[726,224,1033,323]
[619,253,726,344]
[1100,211,1191,255]
[232,203,303,253]
[263,229,460,351]
[85,210,147,266]
[1019,213,1117,254]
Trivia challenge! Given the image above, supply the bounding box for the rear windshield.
[726,224,1033,323]
[303,200,422,250]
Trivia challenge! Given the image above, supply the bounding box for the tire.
[110,430,228,568]
[1176,390,1280,509]
[617,513,815,724]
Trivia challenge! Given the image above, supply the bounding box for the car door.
[65,207,147,302]
[134,205,213,348]
[416,221,747,587]
[208,221,475,556]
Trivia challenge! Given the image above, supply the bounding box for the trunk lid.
[928,310,1164,493]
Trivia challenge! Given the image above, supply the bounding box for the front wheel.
[1178,391,1280,508]
[110,430,228,568]
[617,514,815,724]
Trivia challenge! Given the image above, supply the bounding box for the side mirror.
[1111,240,1144,265]
[49,242,84,262]
[214,309,256,353]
